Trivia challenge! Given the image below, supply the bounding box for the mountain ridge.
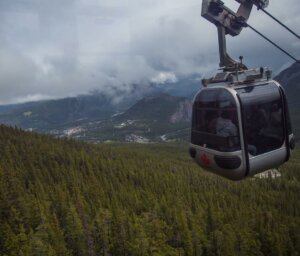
[274,61,300,139]
[73,93,192,143]
[0,63,299,142]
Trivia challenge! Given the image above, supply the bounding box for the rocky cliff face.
[169,100,192,124]
[117,93,191,123]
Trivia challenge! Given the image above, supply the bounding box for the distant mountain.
[0,93,131,132]
[274,61,300,108]
[1,65,298,143]
[117,93,191,123]
[0,72,201,141]
[76,94,192,143]
[0,101,42,114]
[274,61,300,139]
[0,91,192,142]
[153,73,202,98]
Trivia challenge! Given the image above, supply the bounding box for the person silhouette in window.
[216,110,237,138]
[211,108,257,154]
[259,103,283,150]
[213,109,239,151]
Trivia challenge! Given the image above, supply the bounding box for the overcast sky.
[0,0,299,104]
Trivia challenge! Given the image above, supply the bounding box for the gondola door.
[236,81,292,176]
[190,87,248,180]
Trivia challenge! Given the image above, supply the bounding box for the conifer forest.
[0,125,299,256]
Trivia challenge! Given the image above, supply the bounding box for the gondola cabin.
[189,69,294,180]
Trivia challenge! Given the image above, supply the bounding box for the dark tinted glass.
[191,89,240,152]
[237,83,284,155]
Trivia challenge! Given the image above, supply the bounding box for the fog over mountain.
[0,0,299,104]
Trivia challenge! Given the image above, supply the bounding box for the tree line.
[0,125,299,255]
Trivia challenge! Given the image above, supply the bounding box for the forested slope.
[0,125,299,255]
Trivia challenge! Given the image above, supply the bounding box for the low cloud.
[151,72,178,84]
[0,0,299,104]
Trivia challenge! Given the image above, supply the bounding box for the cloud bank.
[0,0,299,104]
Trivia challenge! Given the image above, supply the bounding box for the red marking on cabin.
[200,154,210,166]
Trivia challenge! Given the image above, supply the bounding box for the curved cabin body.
[191,0,296,180]
[189,76,294,180]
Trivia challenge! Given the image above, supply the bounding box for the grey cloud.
[227,0,300,72]
[0,47,39,104]
[0,0,299,104]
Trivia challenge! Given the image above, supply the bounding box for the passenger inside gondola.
[237,82,285,155]
[206,106,240,151]
[191,89,241,152]
[243,101,283,155]
[259,102,283,151]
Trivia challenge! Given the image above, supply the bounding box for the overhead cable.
[230,14,300,65]
[245,22,300,64]
[260,8,300,40]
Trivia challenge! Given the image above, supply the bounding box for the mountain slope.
[0,65,298,143]
[0,93,127,132]
[0,125,300,255]
[78,94,192,142]
[0,92,192,142]
[117,93,191,123]
[274,61,300,139]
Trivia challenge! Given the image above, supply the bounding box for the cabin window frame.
[236,82,285,156]
[191,88,241,152]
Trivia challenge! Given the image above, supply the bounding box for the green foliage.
[0,125,300,255]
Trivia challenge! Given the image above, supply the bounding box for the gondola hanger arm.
[202,0,269,71]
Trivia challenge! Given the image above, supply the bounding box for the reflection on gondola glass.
[191,89,240,152]
[237,83,284,155]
